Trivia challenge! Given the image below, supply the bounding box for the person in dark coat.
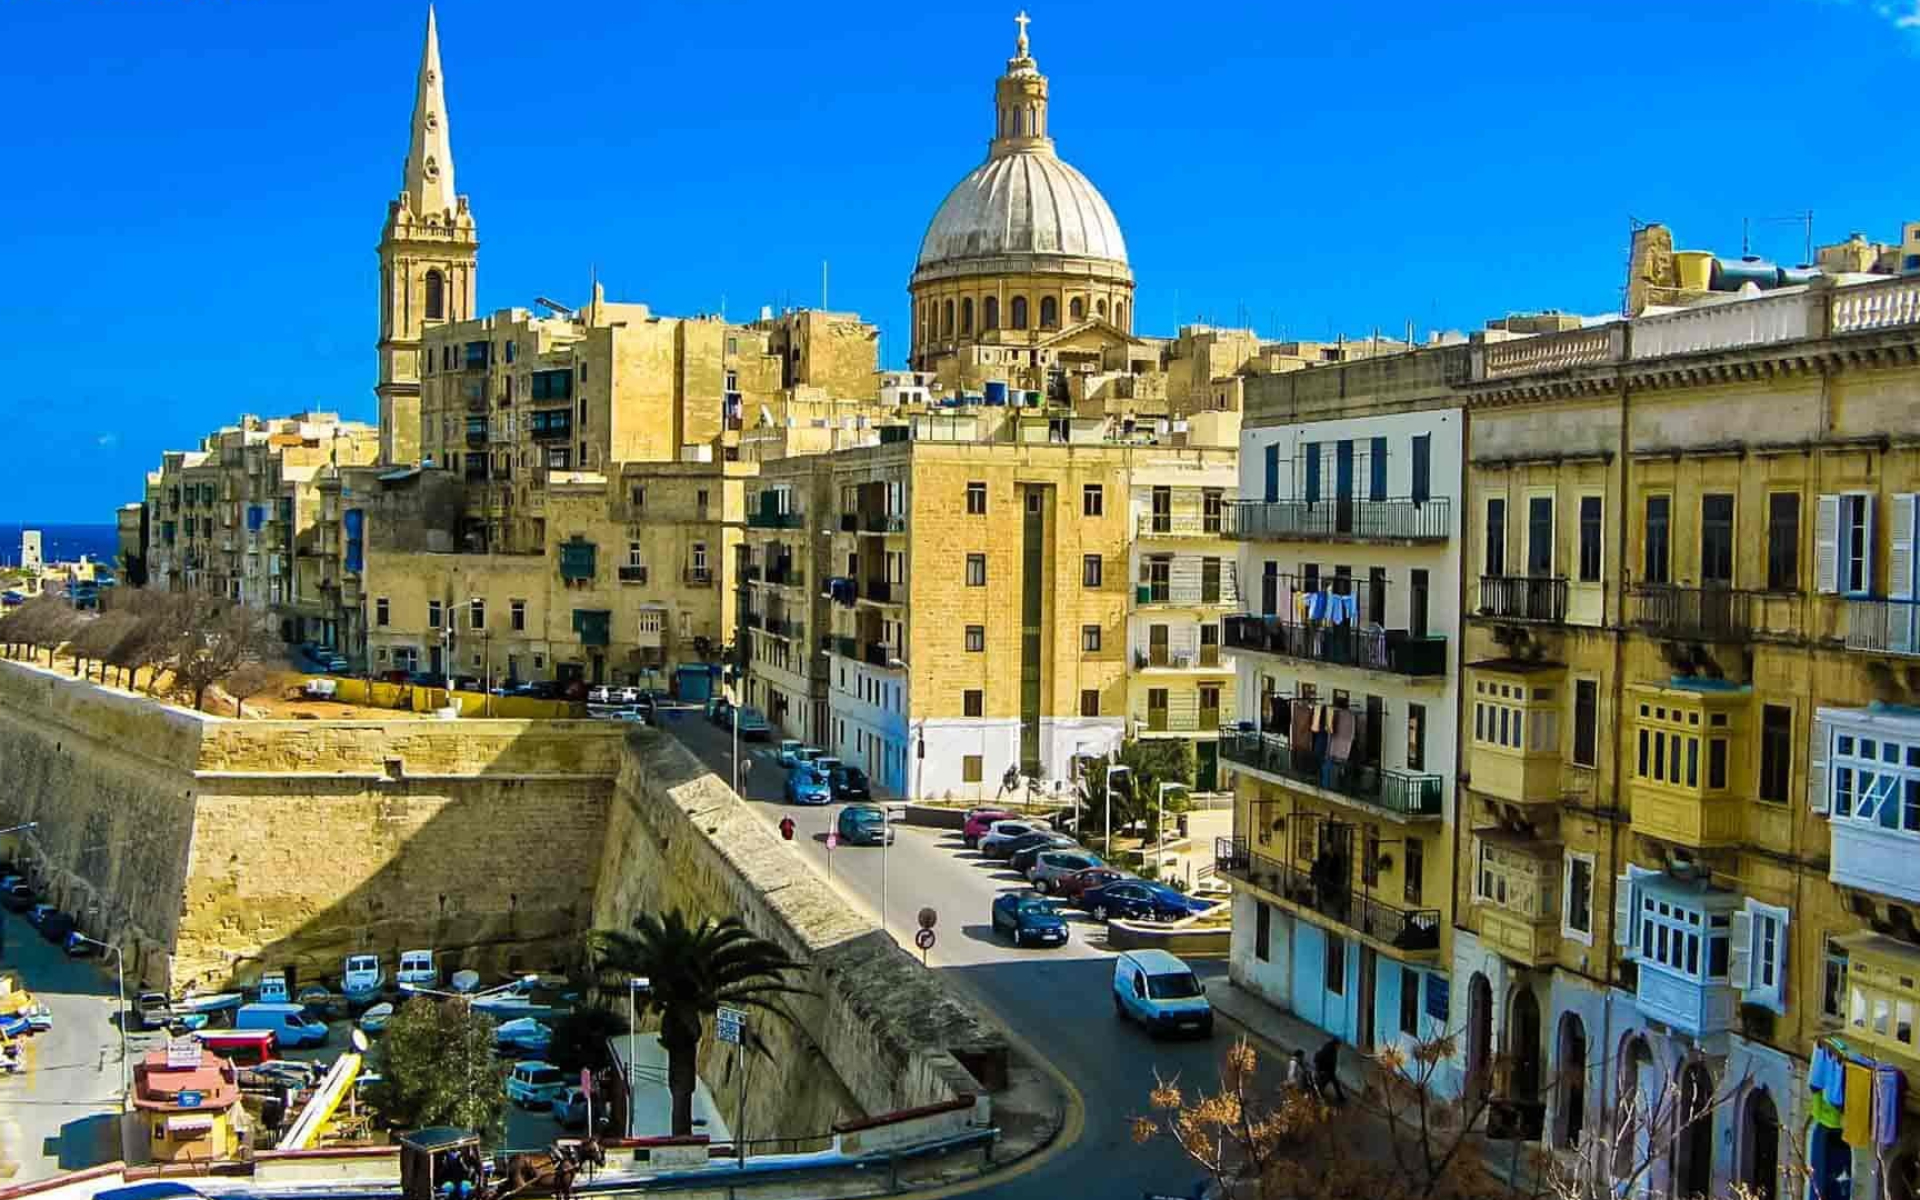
[1313,1037,1347,1104]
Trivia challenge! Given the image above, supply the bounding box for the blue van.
[1112,949,1213,1038]
[234,1002,329,1048]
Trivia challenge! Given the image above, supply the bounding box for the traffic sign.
[917,907,938,931]
[580,1068,593,1095]
[914,928,936,952]
[716,1006,746,1045]
[826,832,839,849]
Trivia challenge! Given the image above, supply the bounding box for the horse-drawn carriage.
[399,1128,603,1200]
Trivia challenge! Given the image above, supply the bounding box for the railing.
[1218,728,1444,818]
[617,565,648,584]
[831,635,858,659]
[862,580,901,603]
[1478,575,1569,622]
[742,610,763,629]
[1136,581,1239,607]
[765,566,806,589]
[1631,288,1816,360]
[1630,584,1783,641]
[1222,615,1448,677]
[1132,647,1225,670]
[1481,325,1618,379]
[1846,597,1920,656]
[683,568,713,587]
[764,617,800,639]
[1213,839,1442,953]
[1223,497,1450,542]
[1832,277,1920,334]
[863,640,904,668]
[1136,512,1223,538]
[861,513,907,533]
[747,510,804,529]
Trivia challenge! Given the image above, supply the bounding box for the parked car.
[1027,850,1103,893]
[1112,949,1213,1038]
[829,765,872,803]
[505,1060,568,1108]
[990,893,1070,948]
[836,804,894,846]
[136,992,174,1031]
[38,912,76,945]
[977,820,1055,859]
[962,809,1018,849]
[512,680,564,700]
[409,671,450,689]
[1056,866,1130,903]
[450,675,482,692]
[734,707,771,740]
[784,766,831,806]
[812,756,844,781]
[235,1003,330,1048]
[1079,880,1208,924]
[552,1086,610,1132]
[1,883,34,912]
[1006,834,1081,873]
[777,739,808,768]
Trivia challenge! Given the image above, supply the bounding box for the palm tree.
[588,909,807,1137]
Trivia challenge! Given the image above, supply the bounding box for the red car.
[1058,867,1130,903]
[962,809,1018,849]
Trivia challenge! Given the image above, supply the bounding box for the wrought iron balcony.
[1136,512,1223,538]
[1132,646,1225,670]
[860,580,901,604]
[860,513,907,534]
[1222,615,1447,677]
[746,509,804,530]
[1478,576,1568,623]
[1630,584,1792,641]
[863,640,906,668]
[683,568,713,587]
[1846,598,1920,657]
[1213,839,1442,953]
[1223,497,1450,543]
[1218,727,1444,819]
[831,634,858,659]
[617,565,648,584]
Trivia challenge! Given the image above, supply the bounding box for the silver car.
[978,819,1054,859]
[1028,849,1103,894]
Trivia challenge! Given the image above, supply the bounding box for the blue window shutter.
[1304,443,1320,504]
[1263,444,1280,503]
[1370,438,1388,501]
[1411,435,1432,504]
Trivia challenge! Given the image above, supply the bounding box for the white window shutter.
[1613,872,1634,948]
[1892,494,1917,601]
[1809,717,1831,816]
[1729,905,1755,991]
[1815,495,1840,594]
[1766,905,1791,1014]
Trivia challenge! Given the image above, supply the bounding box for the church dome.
[916,152,1128,271]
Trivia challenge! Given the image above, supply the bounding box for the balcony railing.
[1136,513,1223,538]
[861,513,907,534]
[861,580,901,604]
[1132,646,1225,670]
[1478,576,1568,623]
[863,640,905,668]
[683,568,713,587]
[1219,728,1444,818]
[617,565,649,584]
[1630,584,1775,641]
[1222,615,1448,677]
[747,509,804,530]
[831,635,858,659]
[1136,581,1238,607]
[742,610,764,629]
[1223,498,1450,543]
[764,617,800,639]
[1213,839,1442,953]
[1846,598,1920,656]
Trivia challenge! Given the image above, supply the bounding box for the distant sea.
[0,523,121,569]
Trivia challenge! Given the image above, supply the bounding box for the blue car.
[1079,880,1209,924]
[784,766,831,805]
[990,893,1070,948]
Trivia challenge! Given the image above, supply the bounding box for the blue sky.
[1,0,1916,523]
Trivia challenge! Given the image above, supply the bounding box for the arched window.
[1011,296,1029,330]
[942,300,954,337]
[961,298,974,335]
[1115,300,1127,330]
[984,296,1000,330]
[1096,297,1109,319]
[425,269,446,321]
[1069,296,1084,321]
[1040,296,1058,328]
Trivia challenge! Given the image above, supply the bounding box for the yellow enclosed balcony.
[1838,932,1920,1070]
[1625,682,1749,849]
[1466,661,1570,805]
[1469,831,1562,967]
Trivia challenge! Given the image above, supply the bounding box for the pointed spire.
[402,5,457,217]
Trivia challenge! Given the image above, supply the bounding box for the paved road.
[0,910,131,1181]
[662,710,1278,1200]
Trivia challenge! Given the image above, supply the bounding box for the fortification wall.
[0,658,621,989]
[593,731,1005,1142]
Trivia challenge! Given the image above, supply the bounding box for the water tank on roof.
[984,381,1009,406]
[1674,251,1714,292]
[1711,255,1779,292]
[1777,266,1823,287]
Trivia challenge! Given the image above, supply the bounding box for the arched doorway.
[1555,1013,1588,1149]
[1508,988,1543,1102]
[1613,1035,1655,1180]
[1466,973,1493,1096]
[1739,1088,1779,1200]
[1887,1149,1920,1200]
[1674,1061,1714,1199]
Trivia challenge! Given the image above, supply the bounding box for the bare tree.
[169,600,278,713]
[220,661,277,717]
[5,594,82,668]
[69,611,137,684]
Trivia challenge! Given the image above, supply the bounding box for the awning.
[165,1115,216,1134]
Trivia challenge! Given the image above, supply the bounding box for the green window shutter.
[559,539,597,581]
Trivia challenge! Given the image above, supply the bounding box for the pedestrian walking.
[1286,1048,1313,1098]
[1313,1037,1347,1105]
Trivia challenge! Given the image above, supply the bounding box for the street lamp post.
[74,934,127,1100]
[1104,765,1132,859]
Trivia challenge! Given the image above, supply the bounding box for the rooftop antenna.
[1741,211,1816,265]
[821,260,829,311]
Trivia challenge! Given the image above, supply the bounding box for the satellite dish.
[351,1028,370,1054]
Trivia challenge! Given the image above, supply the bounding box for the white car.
[978,819,1054,859]
[588,685,614,704]
[614,686,641,704]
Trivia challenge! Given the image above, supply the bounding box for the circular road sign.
[914,928,936,952]
[917,907,938,931]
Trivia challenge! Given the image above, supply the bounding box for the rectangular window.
[1768,493,1800,590]
[1255,902,1271,962]
[1082,555,1103,588]
[1564,854,1593,941]
[966,482,987,515]
[966,554,987,586]
[375,598,390,627]
[1407,703,1426,771]
[470,599,485,630]
[1573,679,1598,767]
[1304,442,1321,503]
[1823,936,1849,1020]
[965,625,985,652]
[428,599,443,628]
[1410,568,1429,638]
[1842,493,1872,593]
[1082,624,1102,652]
[1083,484,1104,516]
[1644,495,1671,584]
[1527,496,1554,576]
[1578,496,1603,582]
[511,600,526,631]
[963,755,983,784]
[1400,966,1421,1036]
[1702,494,1735,586]
[1404,837,1424,905]
[1325,934,1346,995]
[964,690,984,717]
[1368,436,1388,502]
[627,541,643,567]
[1411,434,1432,504]
[1759,705,1792,803]
[1080,689,1100,718]
[1485,498,1507,577]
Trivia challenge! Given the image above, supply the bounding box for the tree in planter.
[373,996,505,1140]
[587,910,807,1136]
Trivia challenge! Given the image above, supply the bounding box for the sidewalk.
[1205,976,1371,1096]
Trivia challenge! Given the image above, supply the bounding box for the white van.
[1112,949,1213,1038]
[397,950,437,989]
[235,1002,329,1049]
